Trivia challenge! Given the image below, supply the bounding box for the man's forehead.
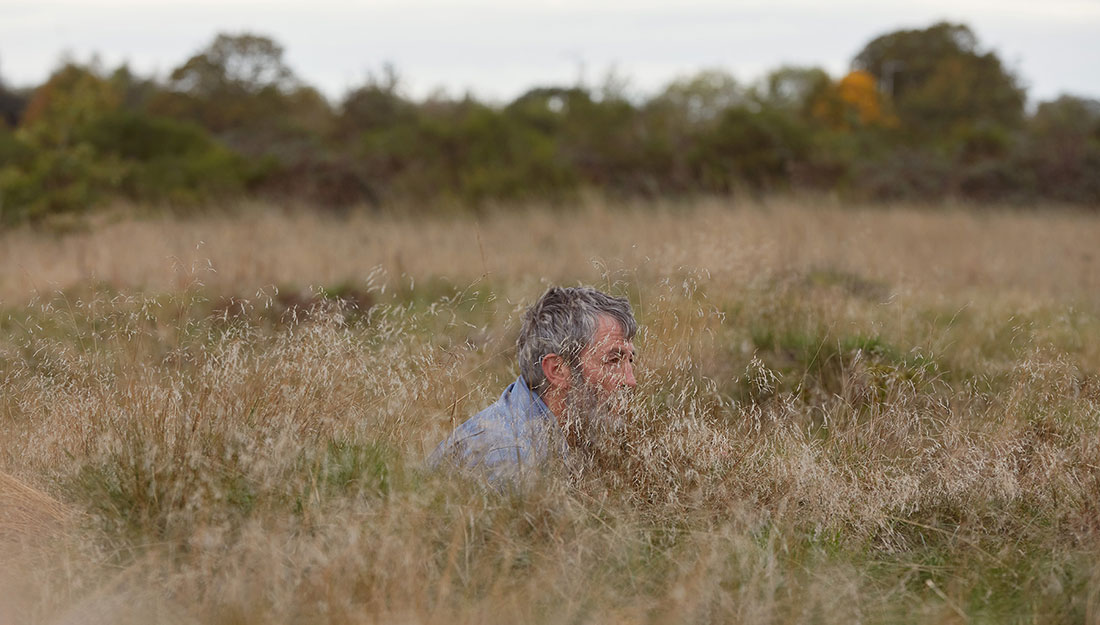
[590,315,633,349]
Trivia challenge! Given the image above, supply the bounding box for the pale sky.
[2,0,1099,105]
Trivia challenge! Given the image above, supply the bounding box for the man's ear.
[541,353,572,391]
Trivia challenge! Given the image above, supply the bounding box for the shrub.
[77,111,251,204]
[688,107,811,193]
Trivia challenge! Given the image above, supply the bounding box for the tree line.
[1,22,1098,224]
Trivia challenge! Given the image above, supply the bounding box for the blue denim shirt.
[430,376,567,485]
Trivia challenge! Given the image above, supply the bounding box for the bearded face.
[542,312,639,465]
[560,368,637,455]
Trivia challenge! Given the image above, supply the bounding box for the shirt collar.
[511,375,552,418]
[512,375,569,459]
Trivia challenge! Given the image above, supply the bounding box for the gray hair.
[517,286,637,396]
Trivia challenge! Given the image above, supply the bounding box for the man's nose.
[620,363,636,389]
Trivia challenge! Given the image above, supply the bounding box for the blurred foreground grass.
[2,198,1100,624]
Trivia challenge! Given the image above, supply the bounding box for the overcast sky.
[2,0,1099,105]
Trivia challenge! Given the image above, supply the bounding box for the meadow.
[2,198,1099,624]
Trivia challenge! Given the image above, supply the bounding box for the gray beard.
[559,372,636,465]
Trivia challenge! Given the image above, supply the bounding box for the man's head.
[517,286,637,417]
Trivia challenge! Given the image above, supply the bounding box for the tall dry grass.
[1,198,1099,623]
[4,198,1099,306]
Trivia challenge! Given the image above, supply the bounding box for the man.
[430,286,637,484]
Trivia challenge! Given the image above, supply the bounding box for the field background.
[2,198,1100,623]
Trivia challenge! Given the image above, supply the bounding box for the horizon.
[2,1,1099,106]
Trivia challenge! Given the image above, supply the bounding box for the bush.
[1024,96,1100,204]
[78,111,251,204]
[358,99,578,206]
[0,112,252,224]
[0,143,111,224]
[852,147,954,201]
[688,107,811,193]
[5,27,1100,225]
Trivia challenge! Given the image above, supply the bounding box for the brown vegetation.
[0,471,71,543]
[1,199,1099,623]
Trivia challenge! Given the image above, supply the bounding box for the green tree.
[688,106,810,193]
[76,111,249,204]
[1025,95,1100,203]
[637,71,745,193]
[153,32,336,205]
[0,59,256,223]
[338,65,416,142]
[169,33,296,98]
[852,22,1025,138]
[0,62,123,221]
[357,95,576,205]
[107,64,161,113]
[155,33,329,147]
[0,76,28,128]
[753,66,830,118]
[20,62,121,148]
[652,70,744,125]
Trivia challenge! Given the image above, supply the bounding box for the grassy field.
[2,198,1100,624]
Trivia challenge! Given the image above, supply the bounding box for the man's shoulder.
[430,376,555,474]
